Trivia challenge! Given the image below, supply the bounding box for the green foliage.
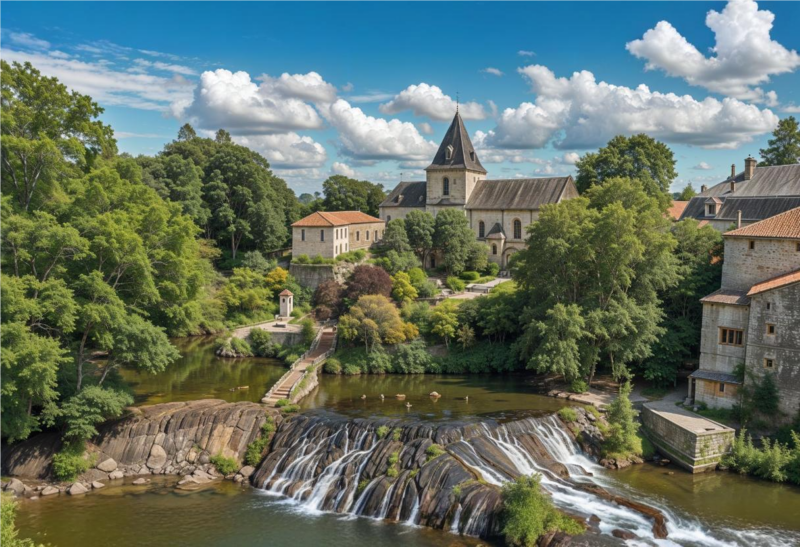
[558,408,578,422]
[216,336,254,357]
[426,444,445,462]
[724,429,800,485]
[676,184,696,201]
[245,417,275,467]
[324,357,342,374]
[434,209,475,275]
[357,479,370,496]
[332,345,393,375]
[240,251,277,273]
[526,304,586,383]
[445,276,465,292]
[391,272,418,303]
[434,341,518,374]
[275,398,291,408]
[376,425,389,438]
[431,300,459,347]
[404,210,435,266]
[371,250,421,275]
[484,262,500,277]
[280,404,300,414]
[300,318,316,345]
[210,454,239,475]
[460,271,480,282]
[382,219,411,253]
[392,339,434,374]
[248,329,279,358]
[570,380,589,394]
[339,295,418,352]
[392,429,402,442]
[335,249,366,263]
[501,474,584,546]
[602,382,642,458]
[1,493,42,547]
[293,254,311,264]
[759,116,800,166]
[52,442,95,482]
[322,174,385,217]
[456,324,476,350]
[401,301,433,335]
[60,386,133,443]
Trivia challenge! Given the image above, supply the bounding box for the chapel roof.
[379,180,427,208]
[426,112,486,174]
[465,177,577,210]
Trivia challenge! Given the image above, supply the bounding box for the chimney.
[730,179,736,194]
[737,210,742,229]
[731,164,736,178]
[744,156,757,180]
[701,184,708,193]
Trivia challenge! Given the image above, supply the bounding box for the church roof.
[426,112,486,174]
[484,222,506,239]
[379,180,427,208]
[726,206,800,239]
[292,211,382,227]
[465,177,577,210]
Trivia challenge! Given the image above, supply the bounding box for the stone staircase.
[262,327,336,406]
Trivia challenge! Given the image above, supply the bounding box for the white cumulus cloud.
[626,0,800,102]
[417,122,434,135]
[257,71,338,104]
[379,83,486,121]
[693,162,713,170]
[479,64,778,150]
[330,162,358,177]
[234,133,327,169]
[481,67,504,77]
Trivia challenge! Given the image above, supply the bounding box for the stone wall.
[289,262,354,291]
[699,302,749,374]
[349,221,384,251]
[694,378,739,410]
[641,405,734,473]
[292,226,336,259]
[721,238,800,291]
[379,206,425,223]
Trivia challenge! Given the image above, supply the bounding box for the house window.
[764,358,774,369]
[719,383,725,393]
[749,240,755,250]
[492,244,497,255]
[513,219,522,239]
[301,229,305,242]
[320,230,325,242]
[356,231,360,241]
[797,242,800,252]
[766,302,772,311]
[443,177,450,196]
[766,323,776,335]
[366,230,370,241]
[479,221,485,238]
[719,327,744,346]
[706,204,716,216]
[374,230,378,240]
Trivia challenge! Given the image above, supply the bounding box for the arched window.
[478,221,485,238]
[513,219,522,239]
[492,244,497,255]
[443,177,450,196]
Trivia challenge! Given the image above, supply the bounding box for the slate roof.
[700,289,750,306]
[292,211,383,227]
[484,222,506,239]
[426,112,486,174]
[716,197,800,223]
[747,268,800,297]
[465,177,577,210]
[725,206,800,239]
[689,370,742,385]
[734,164,800,197]
[379,180,427,208]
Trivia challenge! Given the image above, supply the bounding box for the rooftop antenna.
[456,91,459,114]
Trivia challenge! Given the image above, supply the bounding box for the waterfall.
[449,504,462,533]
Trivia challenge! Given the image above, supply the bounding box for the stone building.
[679,159,800,232]
[291,211,384,260]
[691,207,800,420]
[379,111,579,268]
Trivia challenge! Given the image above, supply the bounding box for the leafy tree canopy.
[322,174,386,217]
[759,116,800,166]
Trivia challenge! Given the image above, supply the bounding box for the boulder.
[81,469,109,482]
[198,452,210,465]
[612,529,637,540]
[97,458,117,472]
[238,465,255,478]
[5,479,25,497]
[429,391,441,399]
[41,486,59,497]
[132,478,150,485]
[68,483,89,496]
[91,481,105,489]
[147,445,167,469]
[108,470,124,480]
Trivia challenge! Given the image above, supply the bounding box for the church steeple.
[426,111,486,174]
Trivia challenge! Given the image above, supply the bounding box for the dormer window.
[469,151,475,161]
[706,203,717,216]
[446,145,454,161]
[443,177,450,196]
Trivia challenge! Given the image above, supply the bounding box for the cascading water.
[251,414,798,546]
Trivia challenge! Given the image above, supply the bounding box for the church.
[379,111,579,268]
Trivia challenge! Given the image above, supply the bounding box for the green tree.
[604,382,641,457]
[322,175,386,217]
[339,295,416,351]
[391,272,418,303]
[677,184,696,201]
[526,304,586,382]
[431,300,459,347]
[215,128,232,144]
[501,475,583,546]
[177,123,197,141]
[1,61,117,211]
[59,385,134,443]
[1,494,43,547]
[456,324,476,350]
[759,116,800,166]
[404,210,435,265]
[382,218,411,253]
[433,209,475,275]
[575,134,676,207]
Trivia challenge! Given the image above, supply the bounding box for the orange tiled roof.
[291,211,383,227]
[668,201,688,220]
[725,207,800,240]
[279,289,293,296]
[747,268,800,296]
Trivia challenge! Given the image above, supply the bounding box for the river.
[14,338,800,546]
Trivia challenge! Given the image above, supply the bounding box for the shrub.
[275,399,291,408]
[284,353,301,365]
[724,429,800,485]
[416,280,440,298]
[293,254,311,264]
[501,475,584,546]
[392,429,402,441]
[357,478,370,496]
[280,404,300,414]
[217,337,253,357]
[387,450,400,477]
[452,485,462,498]
[392,339,433,374]
[376,425,389,438]
[311,254,334,265]
[602,382,641,458]
[569,379,588,394]
[345,265,393,301]
[248,329,278,357]
[324,357,342,374]
[460,271,480,281]
[426,444,445,462]
[484,262,500,276]
[210,454,239,475]
[445,276,465,292]
[335,249,366,263]
[558,407,578,423]
[300,318,316,345]
[245,417,275,466]
[52,443,94,482]
[584,405,601,419]
[343,363,362,376]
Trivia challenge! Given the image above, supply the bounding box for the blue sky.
[3,1,799,195]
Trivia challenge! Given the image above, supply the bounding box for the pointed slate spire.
[426,111,486,174]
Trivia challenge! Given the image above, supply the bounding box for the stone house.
[691,207,800,420]
[291,211,385,260]
[680,160,800,232]
[379,111,579,268]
